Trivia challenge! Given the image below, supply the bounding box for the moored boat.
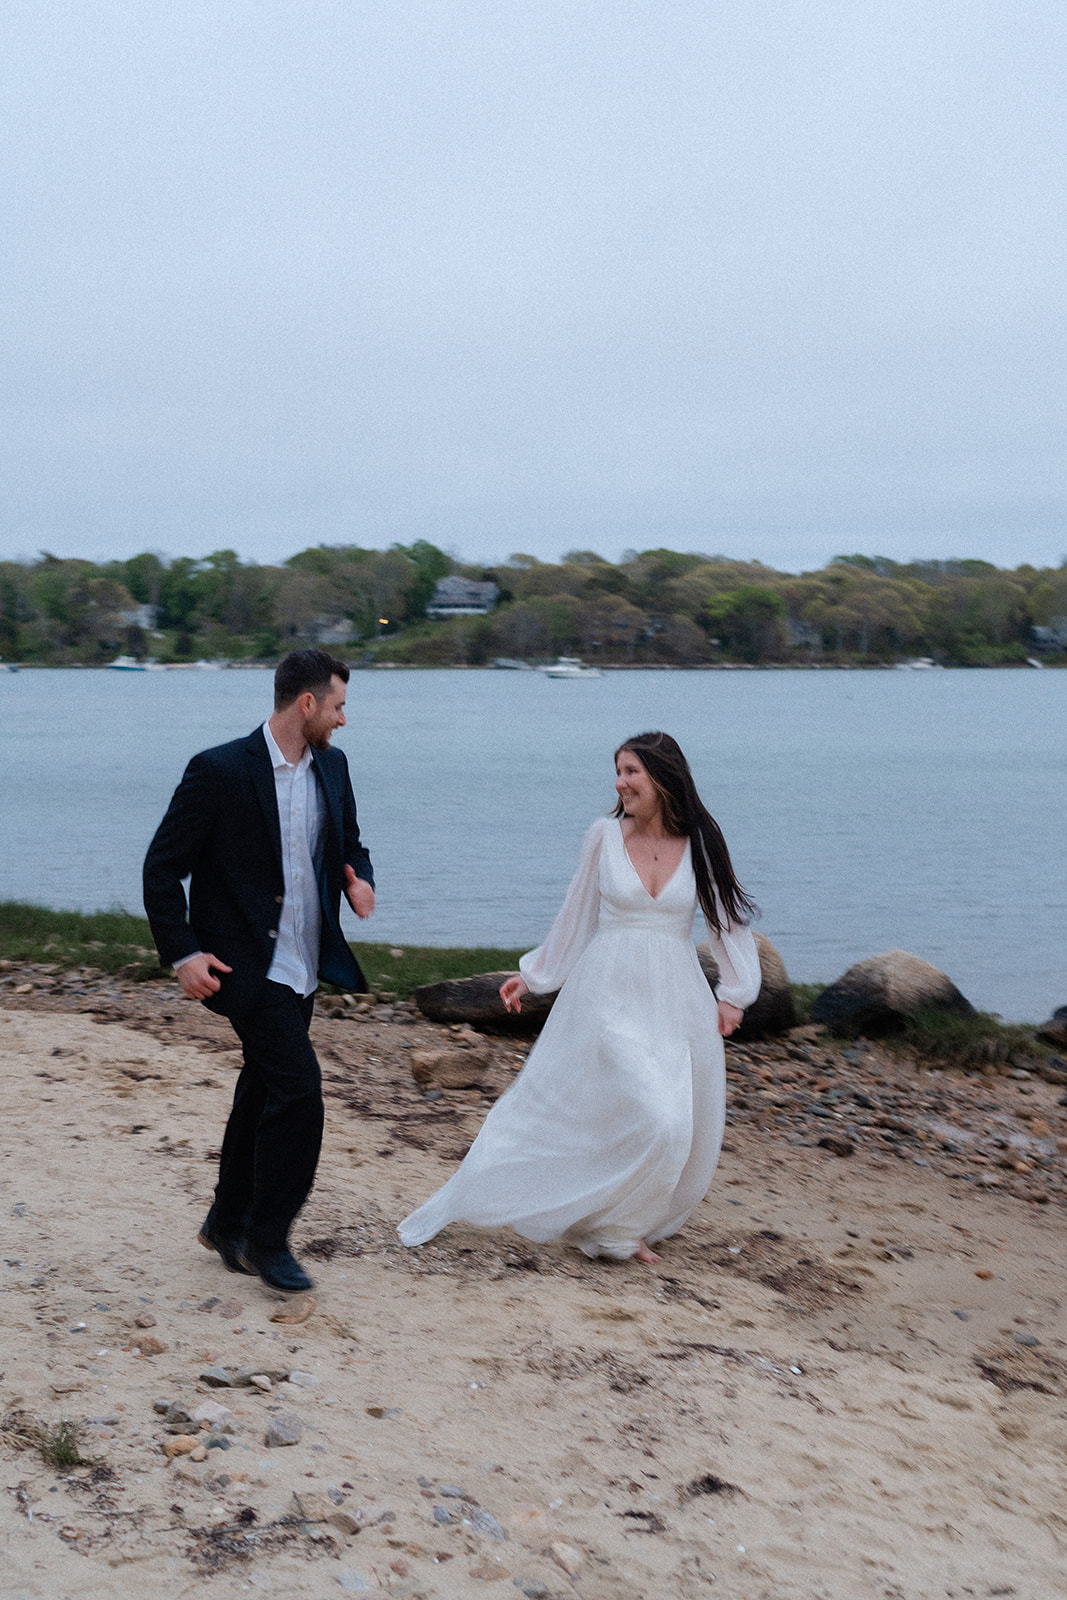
[540,656,602,679]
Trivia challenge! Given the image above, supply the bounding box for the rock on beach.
[811,949,975,1036]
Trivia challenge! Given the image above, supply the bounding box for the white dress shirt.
[261,720,326,998]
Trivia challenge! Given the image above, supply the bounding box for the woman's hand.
[500,974,529,1013]
[717,1000,744,1037]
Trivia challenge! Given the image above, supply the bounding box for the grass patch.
[788,982,823,1024]
[893,1005,1049,1069]
[0,903,524,998]
[0,901,162,975]
[331,942,526,998]
[35,1417,87,1469]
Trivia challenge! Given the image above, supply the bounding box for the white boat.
[492,657,535,671]
[108,655,166,671]
[1026,657,1045,669]
[894,657,942,670]
[540,656,602,679]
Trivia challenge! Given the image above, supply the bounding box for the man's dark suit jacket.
[143,726,374,1017]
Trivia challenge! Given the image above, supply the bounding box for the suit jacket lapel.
[243,728,283,876]
[310,750,341,853]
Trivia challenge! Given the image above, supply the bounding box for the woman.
[398,732,761,1263]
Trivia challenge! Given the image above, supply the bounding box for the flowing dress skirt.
[398,819,742,1259]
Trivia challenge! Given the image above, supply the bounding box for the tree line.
[1,543,1065,666]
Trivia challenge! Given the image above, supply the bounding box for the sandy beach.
[1,971,1065,1600]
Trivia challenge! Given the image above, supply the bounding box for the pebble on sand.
[265,1413,303,1447]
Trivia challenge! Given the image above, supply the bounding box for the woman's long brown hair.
[612,731,757,935]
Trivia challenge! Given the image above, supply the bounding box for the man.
[143,648,374,1292]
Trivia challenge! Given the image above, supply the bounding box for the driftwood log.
[414,933,795,1041]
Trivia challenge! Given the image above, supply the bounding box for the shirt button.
[275,894,284,904]
[268,930,278,939]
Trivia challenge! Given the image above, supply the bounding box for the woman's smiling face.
[614,749,662,824]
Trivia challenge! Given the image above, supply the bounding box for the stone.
[233,1366,290,1386]
[470,1556,510,1580]
[810,950,974,1037]
[128,1334,167,1356]
[697,932,795,1040]
[212,1298,245,1319]
[291,1489,333,1521]
[409,1047,493,1091]
[190,1400,236,1430]
[265,1414,303,1447]
[250,1375,273,1392]
[329,1509,363,1536]
[287,1369,320,1387]
[269,1295,316,1324]
[190,1444,208,1462]
[550,1540,584,1576]
[1035,1006,1067,1048]
[817,1135,855,1157]
[469,1507,507,1541]
[336,1572,373,1593]
[162,1434,200,1460]
[199,1366,232,1387]
[414,972,558,1036]
[134,1312,157,1328]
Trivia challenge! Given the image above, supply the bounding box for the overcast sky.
[4,1,1065,573]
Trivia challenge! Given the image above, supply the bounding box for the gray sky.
[4,1,1065,573]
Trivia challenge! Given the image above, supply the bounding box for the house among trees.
[120,603,160,631]
[1029,620,1067,653]
[426,576,500,617]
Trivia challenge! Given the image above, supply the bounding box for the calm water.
[1,666,1064,1021]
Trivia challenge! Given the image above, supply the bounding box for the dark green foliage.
[2,545,1065,667]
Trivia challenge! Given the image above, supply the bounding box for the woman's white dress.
[397,816,761,1259]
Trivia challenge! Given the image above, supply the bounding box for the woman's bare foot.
[634,1239,662,1264]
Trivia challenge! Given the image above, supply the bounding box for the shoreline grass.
[0,901,525,997]
[1,905,1056,1060]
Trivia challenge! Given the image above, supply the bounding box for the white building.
[426,577,500,617]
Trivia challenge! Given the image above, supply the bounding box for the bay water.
[1,665,1063,1022]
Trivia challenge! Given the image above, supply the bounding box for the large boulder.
[810,950,974,1037]
[696,932,795,1041]
[413,971,557,1035]
[1036,1006,1067,1049]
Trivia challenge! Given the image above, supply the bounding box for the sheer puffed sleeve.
[704,882,762,1011]
[519,817,607,995]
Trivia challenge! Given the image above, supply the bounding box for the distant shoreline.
[4,658,1064,671]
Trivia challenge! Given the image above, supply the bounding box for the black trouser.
[210,982,322,1252]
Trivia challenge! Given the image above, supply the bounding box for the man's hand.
[717,1000,744,1037]
[176,952,233,1001]
[344,865,375,919]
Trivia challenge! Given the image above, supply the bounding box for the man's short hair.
[274,648,350,709]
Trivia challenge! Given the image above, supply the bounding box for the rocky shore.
[1,963,1065,1599]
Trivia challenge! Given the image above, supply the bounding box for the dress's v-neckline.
[617,819,688,901]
